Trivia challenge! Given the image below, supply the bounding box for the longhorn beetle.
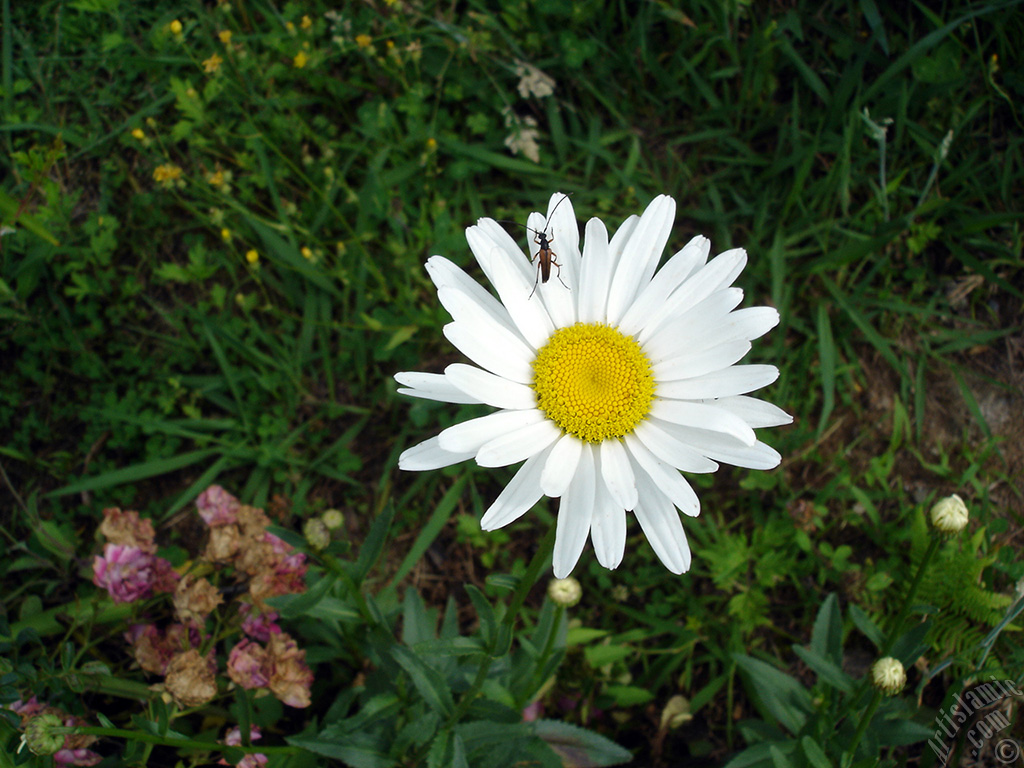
[500,194,572,298]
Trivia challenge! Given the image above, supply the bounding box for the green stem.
[407,526,556,765]
[67,726,303,756]
[844,688,884,761]
[880,535,941,658]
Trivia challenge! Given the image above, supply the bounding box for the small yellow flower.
[245,249,259,264]
[384,0,398,6]
[286,21,295,33]
[202,53,223,73]
[208,170,226,187]
[153,164,184,186]
[301,15,312,29]
[131,128,146,140]
[355,34,372,49]
[425,137,437,151]
[293,50,308,68]
[221,228,232,242]
[218,30,232,44]
[301,246,313,260]
[169,19,183,35]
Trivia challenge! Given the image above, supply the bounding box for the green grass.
[1,0,1022,765]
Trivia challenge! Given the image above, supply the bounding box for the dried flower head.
[267,633,313,708]
[173,574,224,624]
[164,649,218,707]
[99,508,156,552]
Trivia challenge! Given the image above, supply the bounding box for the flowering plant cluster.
[91,487,314,711]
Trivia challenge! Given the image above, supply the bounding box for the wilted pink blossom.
[239,603,281,642]
[9,696,45,717]
[92,544,155,603]
[54,748,102,766]
[150,556,181,594]
[267,633,313,708]
[218,726,268,767]
[227,639,270,689]
[125,623,202,675]
[197,485,241,526]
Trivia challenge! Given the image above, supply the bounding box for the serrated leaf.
[391,646,455,719]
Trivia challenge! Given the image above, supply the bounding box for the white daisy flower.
[396,193,791,578]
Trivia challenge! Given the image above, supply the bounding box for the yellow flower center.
[532,323,654,443]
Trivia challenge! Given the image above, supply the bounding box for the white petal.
[606,196,676,326]
[577,217,612,324]
[638,249,747,345]
[443,322,534,384]
[590,480,626,570]
[466,223,531,287]
[399,436,475,471]
[656,364,780,400]
[633,420,719,473]
[438,409,544,453]
[642,288,745,363]
[599,438,638,511]
[688,306,780,349]
[552,444,596,578]
[712,395,793,428]
[480,447,550,531]
[653,340,752,383]
[619,235,709,336]
[707,440,782,469]
[649,399,756,446]
[540,433,584,498]
[395,371,483,404]
[652,421,781,469]
[476,417,562,467]
[625,434,700,517]
[527,200,578,329]
[470,242,555,349]
[633,472,692,574]
[426,256,511,327]
[444,363,536,410]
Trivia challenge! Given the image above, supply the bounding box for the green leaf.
[532,719,632,767]
[391,645,455,719]
[733,654,812,735]
[800,736,832,768]
[464,584,497,649]
[809,593,842,666]
[287,732,396,767]
[584,644,632,667]
[791,645,853,693]
[603,685,654,707]
[849,604,884,649]
[354,503,397,582]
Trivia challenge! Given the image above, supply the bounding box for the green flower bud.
[25,713,64,756]
[930,494,968,535]
[871,657,906,696]
[303,518,330,551]
[547,577,582,607]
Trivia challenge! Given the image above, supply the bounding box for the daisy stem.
[843,688,884,761]
[879,535,941,659]
[441,526,557,727]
